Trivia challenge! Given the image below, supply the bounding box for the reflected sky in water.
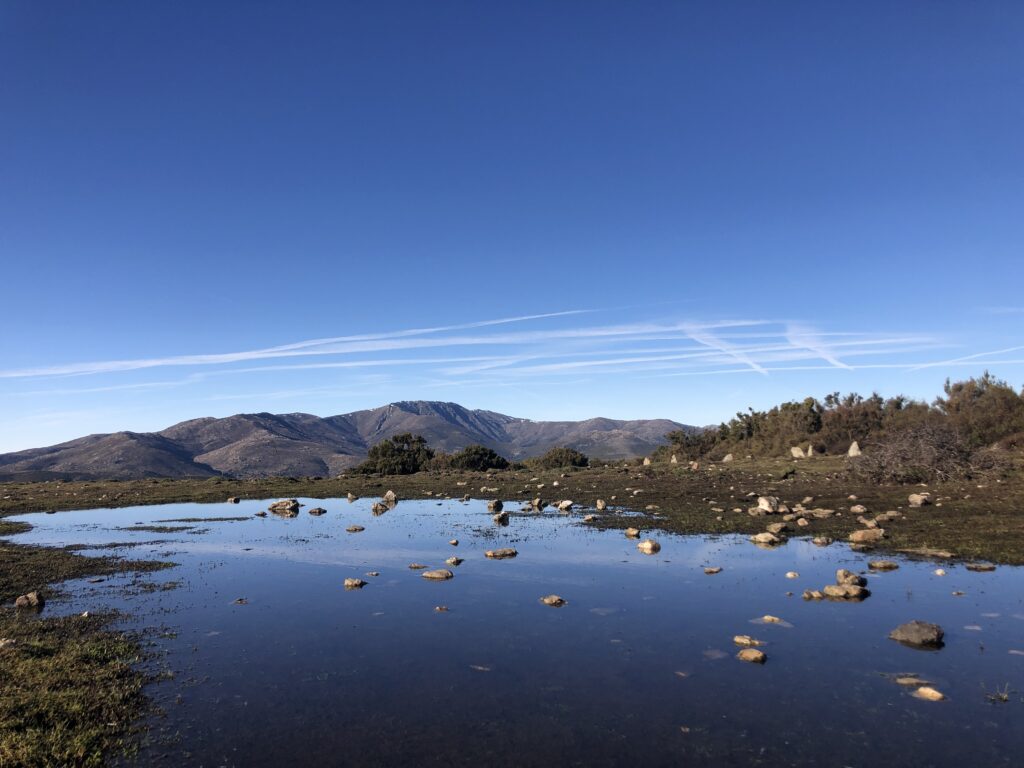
[10,497,1024,767]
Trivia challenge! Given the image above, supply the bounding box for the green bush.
[449,445,509,471]
[534,446,589,469]
[355,433,434,475]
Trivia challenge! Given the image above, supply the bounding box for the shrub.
[849,423,975,484]
[355,433,434,475]
[448,445,509,472]
[534,446,589,469]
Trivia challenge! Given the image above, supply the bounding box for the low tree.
[534,446,589,469]
[449,445,509,471]
[356,433,434,475]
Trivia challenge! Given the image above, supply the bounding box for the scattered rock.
[227,496,240,504]
[721,454,734,463]
[847,441,862,457]
[836,569,866,587]
[421,569,454,581]
[346,525,365,533]
[232,597,248,605]
[757,496,781,513]
[583,514,597,523]
[965,563,996,572]
[624,527,641,539]
[790,446,806,459]
[823,584,869,600]
[750,532,780,546]
[761,615,783,624]
[408,563,428,570]
[785,571,799,579]
[347,492,358,502]
[557,500,574,512]
[540,594,566,607]
[487,500,503,512]
[449,539,459,546]
[343,578,366,590]
[850,504,868,515]
[812,536,833,547]
[434,605,449,612]
[14,591,44,610]
[908,493,932,507]
[595,499,607,511]
[737,648,767,664]
[254,511,267,517]
[766,522,789,535]
[869,560,900,571]
[637,539,661,554]
[733,635,763,646]
[445,556,463,566]
[704,567,722,575]
[485,548,518,560]
[643,457,652,466]
[933,568,946,576]
[308,507,327,516]
[802,590,825,601]
[269,499,300,517]
[913,686,946,702]
[366,571,380,577]
[493,511,510,525]
[849,528,885,544]
[371,502,390,515]
[889,621,945,649]
[383,490,397,504]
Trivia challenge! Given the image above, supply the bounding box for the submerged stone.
[889,621,944,649]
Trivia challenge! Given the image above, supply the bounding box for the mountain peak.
[0,401,691,481]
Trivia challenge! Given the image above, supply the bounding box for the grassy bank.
[0,520,174,766]
[2,454,1023,563]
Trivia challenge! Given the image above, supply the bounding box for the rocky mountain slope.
[0,401,691,480]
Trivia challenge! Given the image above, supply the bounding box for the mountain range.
[0,401,691,480]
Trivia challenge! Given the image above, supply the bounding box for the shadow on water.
[10,498,1024,767]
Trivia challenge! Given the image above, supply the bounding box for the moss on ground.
[0,520,174,765]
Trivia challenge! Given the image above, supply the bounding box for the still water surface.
[11,498,1024,767]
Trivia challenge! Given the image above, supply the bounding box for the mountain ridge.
[0,401,692,480]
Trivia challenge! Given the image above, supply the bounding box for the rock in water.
[704,567,722,575]
[421,569,454,581]
[383,490,397,504]
[595,499,607,511]
[869,560,899,571]
[750,532,780,546]
[227,496,240,503]
[346,525,365,533]
[487,499,503,512]
[624,527,641,538]
[308,507,327,516]
[445,556,463,566]
[733,635,763,647]
[493,511,510,525]
[737,648,767,664]
[485,548,518,560]
[637,539,661,554]
[343,578,366,590]
[913,686,946,701]
[14,591,44,610]
[889,621,944,649]
[540,595,566,607]
[849,528,885,544]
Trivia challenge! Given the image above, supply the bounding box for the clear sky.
[1,1,1022,453]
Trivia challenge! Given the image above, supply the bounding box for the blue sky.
[1,1,1022,452]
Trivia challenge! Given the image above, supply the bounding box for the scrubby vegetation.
[654,373,1024,479]
[444,445,510,472]
[531,446,590,470]
[354,433,434,475]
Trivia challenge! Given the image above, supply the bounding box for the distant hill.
[0,400,692,480]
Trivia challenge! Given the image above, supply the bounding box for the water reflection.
[9,497,1024,767]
